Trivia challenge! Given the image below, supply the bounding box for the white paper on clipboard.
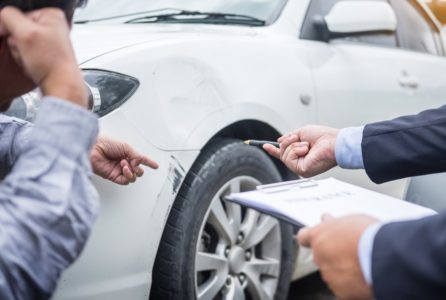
[225,178,437,227]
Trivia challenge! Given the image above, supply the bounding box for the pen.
[244,140,280,148]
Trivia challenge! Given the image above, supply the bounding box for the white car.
[7,0,446,299]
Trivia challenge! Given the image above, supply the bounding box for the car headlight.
[4,69,139,121]
[84,69,139,117]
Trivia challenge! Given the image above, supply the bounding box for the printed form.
[226,178,436,227]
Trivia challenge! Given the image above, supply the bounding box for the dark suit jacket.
[361,105,446,300]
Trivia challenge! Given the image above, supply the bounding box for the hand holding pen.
[254,125,339,178]
[245,138,309,175]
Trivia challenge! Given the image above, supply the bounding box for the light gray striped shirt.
[0,97,100,300]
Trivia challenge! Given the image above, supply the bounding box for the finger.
[278,134,291,143]
[123,160,137,183]
[123,165,134,180]
[280,135,299,160]
[135,166,144,177]
[114,175,130,186]
[26,10,43,22]
[263,143,280,159]
[298,141,310,148]
[282,142,309,162]
[297,227,313,247]
[125,159,145,179]
[278,129,306,143]
[295,144,310,157]
[278,132,297,143]
[120,159,132,175]
[0,7,35,37]
[289,150,310,176]
[128,150,159,169]
[140,156,159,169]
[322,214,335,223]
[282,144,310,172]
[130,172,137,183]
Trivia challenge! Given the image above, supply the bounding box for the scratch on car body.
[167,155,185,195]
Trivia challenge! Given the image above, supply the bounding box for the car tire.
[150,139,295,300]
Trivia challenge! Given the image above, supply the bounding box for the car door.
[388,0,446,113]
[302,0,446,128]
[299,0,446,197]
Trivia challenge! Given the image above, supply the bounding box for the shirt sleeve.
[0,97,100,300]
[358,223,383,285]
[335,126,365,169]
[0,116,32,180]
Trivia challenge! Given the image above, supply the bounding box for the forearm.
[371,214,446,299]
[362,105,446,183]
[0,98,99,299]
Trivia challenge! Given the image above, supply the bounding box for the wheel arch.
[206,119,298,181]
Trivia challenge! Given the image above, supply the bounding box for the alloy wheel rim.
[195,176,282,300]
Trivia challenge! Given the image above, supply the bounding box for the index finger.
[263,143,280,159]
[132,156,159,170]
[142,157,159,169]
[0,7,34,37]
[279,135,299,160]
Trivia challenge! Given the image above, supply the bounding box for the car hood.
[72,24,257,64]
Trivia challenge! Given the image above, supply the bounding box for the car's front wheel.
[151,139,295,300]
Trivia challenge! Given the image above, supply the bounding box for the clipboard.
[225,178,437,227]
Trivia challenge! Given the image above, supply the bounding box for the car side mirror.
[314,1,397,42]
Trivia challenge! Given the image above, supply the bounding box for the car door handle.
[399,77,419,89]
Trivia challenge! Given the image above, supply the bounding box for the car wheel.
[150,139,295,300]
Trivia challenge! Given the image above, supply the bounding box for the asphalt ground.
[288,273,337,300]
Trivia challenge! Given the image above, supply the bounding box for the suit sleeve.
[362,105,446,183]
[372,213,446,300]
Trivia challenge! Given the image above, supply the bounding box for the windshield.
[74,0,287,24]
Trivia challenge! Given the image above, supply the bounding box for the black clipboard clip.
[256,179,318,194]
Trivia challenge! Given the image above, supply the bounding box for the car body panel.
[52,0,446,298]
[305,38,446,198]
[53,109,199,299]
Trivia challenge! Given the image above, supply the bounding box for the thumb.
[0,7,34,37]
[297,144,335,177]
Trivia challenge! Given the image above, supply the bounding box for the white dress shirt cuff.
[335,126,365,169]
[358,223,383,285]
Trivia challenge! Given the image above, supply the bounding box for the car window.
[74,0,288,25]
[300,0,398,48]
[389,0,442,55]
